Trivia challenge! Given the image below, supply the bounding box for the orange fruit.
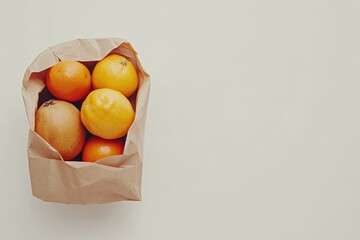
[92,54,138,97]
[46,60,91,102]
[80,88,135,139]
[82,136,125,162]
[35,99,86,160]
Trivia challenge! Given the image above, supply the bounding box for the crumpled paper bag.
[21,38,150,204]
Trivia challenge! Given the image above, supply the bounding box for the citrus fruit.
[92,54,138,97]
[82,136,125,162]
[35,99,86,160]
[46,60,91,102]
[80,88,135,139]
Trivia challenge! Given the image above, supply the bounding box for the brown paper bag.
[21,38,150,204]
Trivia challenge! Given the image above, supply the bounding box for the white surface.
[1,0,360,239]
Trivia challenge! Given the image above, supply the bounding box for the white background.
[1,0,360,239]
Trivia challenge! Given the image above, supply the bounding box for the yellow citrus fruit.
[92,54,138,97]
[80,88,135,139]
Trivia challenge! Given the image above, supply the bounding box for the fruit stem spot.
[44,99,56,107]
[121,59,127,66]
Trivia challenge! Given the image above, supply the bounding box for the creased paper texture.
[21,38,150,204]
